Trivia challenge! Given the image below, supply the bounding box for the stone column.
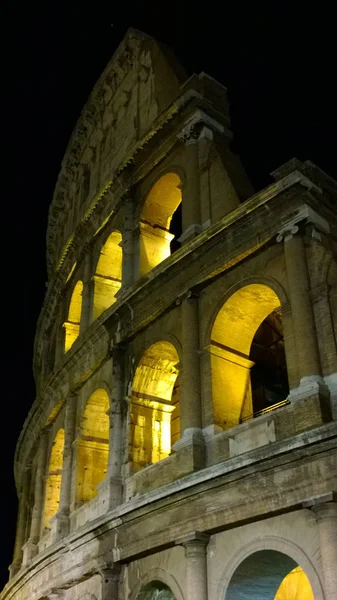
[9,467,31,578]
[310,496,337,600]
[120,194,135,290]
[178,533,209,600]
[101,347,125,508]
[80,249,93,330]
[180,292,202,436]
[98,347,125,507]
[100,566,120,600]
[22,429,49,565]
[53,394,77,539]
[281,227,321,379]
[178,126,201,244]
[173,293,205,473]
[278,226,327,399]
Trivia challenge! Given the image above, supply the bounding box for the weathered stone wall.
[3,28,337,600]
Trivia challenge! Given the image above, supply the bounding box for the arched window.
[211,284,289,430]
[130,342,180,471]
[42,429,64,530]
[140,173,182,276]
[93,231,122,319]
[225,550,314,600]
[64,280,83,352]
[76,389,109,504]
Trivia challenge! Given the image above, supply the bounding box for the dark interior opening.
[250,309,289,415]
[169,202,182,253]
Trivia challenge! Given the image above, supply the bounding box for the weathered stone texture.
[3,28,337,600]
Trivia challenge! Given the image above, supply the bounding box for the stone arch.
[139,172,183,275]
[217,536,323,600]
[64,280,83,352]
[76,388,109,504]
[129,341,180,471]
[93,230,123,319]
[204,276,289,348]
[130,568,184,600]
[210,280,289,429]
[42,428,64,530]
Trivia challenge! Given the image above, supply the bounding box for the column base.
[324,372,337,420]
[50,511,70,541]
[172,428,205,475]
[98,476,122,511]
[22,539,38,566]
[178,224,202,245]
[8,561,21,579]
[289,375,330,400]
[288,376,332,431]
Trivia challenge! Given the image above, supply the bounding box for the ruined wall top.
[46,28,187,277]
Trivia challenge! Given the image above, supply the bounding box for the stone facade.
[2,28,337,600]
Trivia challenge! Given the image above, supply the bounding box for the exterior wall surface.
[3,28,337,600]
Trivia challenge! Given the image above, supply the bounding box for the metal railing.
[240,398,290,423]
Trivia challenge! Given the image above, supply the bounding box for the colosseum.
[2,27,337,600]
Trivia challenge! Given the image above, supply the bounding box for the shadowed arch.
[130,567,184,600]
[224,550,314,600]
[137,581,176,600]
[217,536,324,600]
[130,341,180,470]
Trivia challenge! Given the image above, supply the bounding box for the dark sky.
[2,2,336,590]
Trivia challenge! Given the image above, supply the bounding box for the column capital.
[276,224,300,243]
[177,109,224,146]
[176,531,209,548]
[176,289,199,305]
[99,564,121,581]
[303,492,337,521]
[276,205,330,243]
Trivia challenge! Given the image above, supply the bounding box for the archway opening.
[130,342,180,471]
[136,580,176,600]
[225,550,314,600]
[140,173,182,275]
[93,230,122,319]
[42,429,64,530]
[211,284,289,430]
[76,389,109,504]
[64,280,83,352]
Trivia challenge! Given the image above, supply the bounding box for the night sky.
[2,2,336,590]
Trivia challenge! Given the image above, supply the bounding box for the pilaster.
[9,467,31,578]
[22,429,49,566]
[52,393,77,540]
[277,223,331,424]
[98,346,125,509]
[176,532,209,600]
[173,291,205,472]
[304,493,337,600]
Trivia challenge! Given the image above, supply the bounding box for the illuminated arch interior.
[130,342,180,471]
[42,429,64,530]
[64,280,83,352]
[225,550,314,600]
[211,284,288,430]
[76,389,109,504]
[140,173,182,276]
[136,581,176,600]
[93,230,122,319]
